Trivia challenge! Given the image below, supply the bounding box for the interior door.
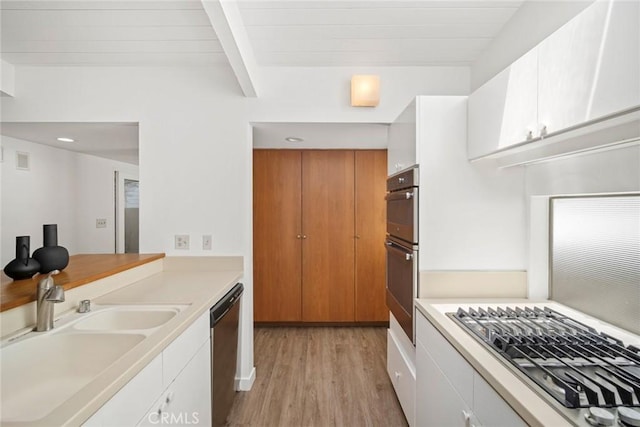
[115,170,139,254]
[302,150,355,322]
[355,150,388,322]
[253,150,303,322]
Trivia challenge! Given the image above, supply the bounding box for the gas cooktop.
[448,306,640,427]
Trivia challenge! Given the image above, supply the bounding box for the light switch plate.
[96,218,107,228]
[202,235,212,250]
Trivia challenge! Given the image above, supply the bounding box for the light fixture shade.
[351,75,380,107]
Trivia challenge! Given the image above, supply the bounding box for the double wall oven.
[385,166,419,343]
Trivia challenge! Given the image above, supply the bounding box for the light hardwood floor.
[227,327,408,427]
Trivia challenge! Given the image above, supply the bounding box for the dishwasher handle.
[210,282,244,327]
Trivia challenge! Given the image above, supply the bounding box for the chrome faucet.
[35,270,65,332]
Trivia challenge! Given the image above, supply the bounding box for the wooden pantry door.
[355,150,388,322]
[301,150,356,322]
[253,150,303,322]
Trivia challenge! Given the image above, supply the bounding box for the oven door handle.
[385,240,414,261]
[385,191,414,201]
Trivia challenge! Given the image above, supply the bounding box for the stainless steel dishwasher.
[210,282,243,427]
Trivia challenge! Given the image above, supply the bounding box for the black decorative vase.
[33,224,69,274]
[3,236,41,280]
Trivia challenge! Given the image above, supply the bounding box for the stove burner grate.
[448,307,640,409]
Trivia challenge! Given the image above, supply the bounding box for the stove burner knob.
[618,407,640,427]
[585,407,615,426]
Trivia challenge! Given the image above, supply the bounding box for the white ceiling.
[0,1,225,66]
[0,0,523,68]
[0,0,524,154]
[238,0,524,66]
[0,122,139,164]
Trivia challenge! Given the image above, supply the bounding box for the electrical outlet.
[202,235,212,250]
[175,234,190,250]
[96,218,107,228]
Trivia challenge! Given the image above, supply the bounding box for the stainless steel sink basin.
[73,306,181,331]
[0,332,145,422]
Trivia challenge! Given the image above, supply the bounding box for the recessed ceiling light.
[57,137,75,142]
[285,137,304,143]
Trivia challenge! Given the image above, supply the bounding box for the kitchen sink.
[0,332,145,422]
[0,303,188,423]
[72,306,182,331]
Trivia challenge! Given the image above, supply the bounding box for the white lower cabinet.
[138,340,211,426]
[387,329,416,426]
[83,311,211,426]
[416,312,526,427]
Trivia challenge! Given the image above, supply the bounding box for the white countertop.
[1,268,242,427]
[415,298,640,427]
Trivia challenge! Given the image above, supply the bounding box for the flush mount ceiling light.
[56,137,75,142]
[351,75,380,107]
[285,137,304,143]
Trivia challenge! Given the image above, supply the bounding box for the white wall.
[75,152,138,254]
[471,1,594,90]
[0,63,470,390]
[1,135,139,266]
[2,136,77,265]
[416,97,527,271]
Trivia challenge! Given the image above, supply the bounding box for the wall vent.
[16,151,30,170]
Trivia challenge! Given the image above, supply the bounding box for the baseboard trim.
[255,321,389,327]
[236,366,256,391]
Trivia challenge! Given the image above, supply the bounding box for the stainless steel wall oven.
[385,166,419,343]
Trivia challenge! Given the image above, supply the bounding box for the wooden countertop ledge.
[0,253,165,312]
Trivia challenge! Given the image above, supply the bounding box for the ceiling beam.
[201,0,260,97]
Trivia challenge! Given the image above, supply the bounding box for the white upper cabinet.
[468,0,640,160]
[468,49,538,159]
[538,0,640,134]
[387,99,417,175]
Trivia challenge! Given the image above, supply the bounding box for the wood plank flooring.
[227,327,408,427]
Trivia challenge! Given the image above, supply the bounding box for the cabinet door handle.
[539,124,548,138]
[355,235,360,239]
[405,253,413,261]
[462,410,472,427]
[398,177,405,183]
[405,192,413,199]
[525,130,533,141]
[296,234,302,239]
[302,235,307,239]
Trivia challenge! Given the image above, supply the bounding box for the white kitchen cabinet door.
[416,340,474,427]
[165,340,212,426]
[83,354,163,427]
[538,0,640,135]
[416,311,473,407]
[162,311,210,388]
[473,372,526,427]
[468,48,538,159]
[586,0,640,120]
[387,329,416,426]
[138,341,212,426]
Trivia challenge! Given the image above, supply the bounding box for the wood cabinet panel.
[301,150,355,322]
[253,150,303,322]
[355,150,388,322]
